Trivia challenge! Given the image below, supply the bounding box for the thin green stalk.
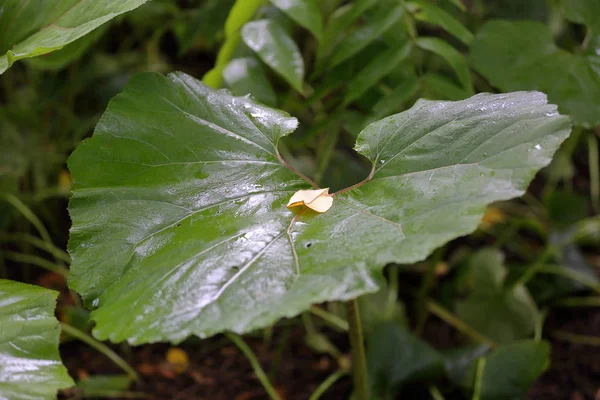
[226,333,281,400]
[3,251,69,277]
[552,330,600,346]
[588,133,600,214]
[347,298,369,400]
[429,386,446,400]
[310,306,349,331]
[534,308,548,342]
[309,369,347,400]
[416,251,443,335]
[427,300,497,348]
[536,264,600,294]
[60,323,140,383]
[1,193,53,248]
[269,325,291,382]
[512,246,556,288]
[0,233,71,263]
[555,296,600,307]
[472,357,486,400]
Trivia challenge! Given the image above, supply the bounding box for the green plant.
[2,0,600,399]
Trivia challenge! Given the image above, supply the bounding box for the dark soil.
[57,305,600,400]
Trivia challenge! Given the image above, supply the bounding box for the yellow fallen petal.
[287,188,329,207]
[287,188,333,213]
[306,194,333,213]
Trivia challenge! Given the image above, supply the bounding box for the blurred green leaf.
[343,43,412,106]
[371,76,419,118]
[326,4,404,70]
[76,375,131,398]
[25,25,107,71]
[0,0,149,74]
[203,0,263,87]
[416,37,473,94]
[223,57,277,106]
[316,0,377,67]
[359,283,406,335]
[178,0,235,54]
[367,321,445,398]
[0,279,74,399]
[421,73,470,100]
[442,344,490,385]
[411,1,473,45]
[270,0,323,40]
[455,249,539,344]
[558,0,600,33]
[466,340,550,400]
[242,19,305,93]
[471,20,600,128]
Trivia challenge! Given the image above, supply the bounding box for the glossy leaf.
[269,0,323,40]
[25,26,106,71]
[68,72,570,344]
[0,0,148,74]
[455,249,539,344]
[343,43,412,106]
[203,0,263,87]
[466,340,550,400]
[326,4,405,70]
[471,20,600,128]
[242,20,305,93]
[0,279,74,399]
[416,37,473,94]
[411,1,473,45]
[367,321,445,397]
[223,57,277,107]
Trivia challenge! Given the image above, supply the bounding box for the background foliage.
[0,0,599,399]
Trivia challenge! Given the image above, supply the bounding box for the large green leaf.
[241,19,305,93]
[68,71,570,344]
[269,0,323,41]
[0,280,74,399]
[0,0,148,74]
[455,249,539,344]
[471,20,600,128]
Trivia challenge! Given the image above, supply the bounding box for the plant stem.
[426,300,497,348]
[555,296,600,307]
[588,133,600,214]
[60,323,140,383]
[552,330,600,346]
[226,333,281,400]
[346,298,369,400]
[472,357,486,400]
[310,305,349,331]
[309,369,347,400]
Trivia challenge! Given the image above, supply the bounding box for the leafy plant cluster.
[0,0,599,399]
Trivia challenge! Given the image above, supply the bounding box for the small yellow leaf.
[287,188,333,213]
